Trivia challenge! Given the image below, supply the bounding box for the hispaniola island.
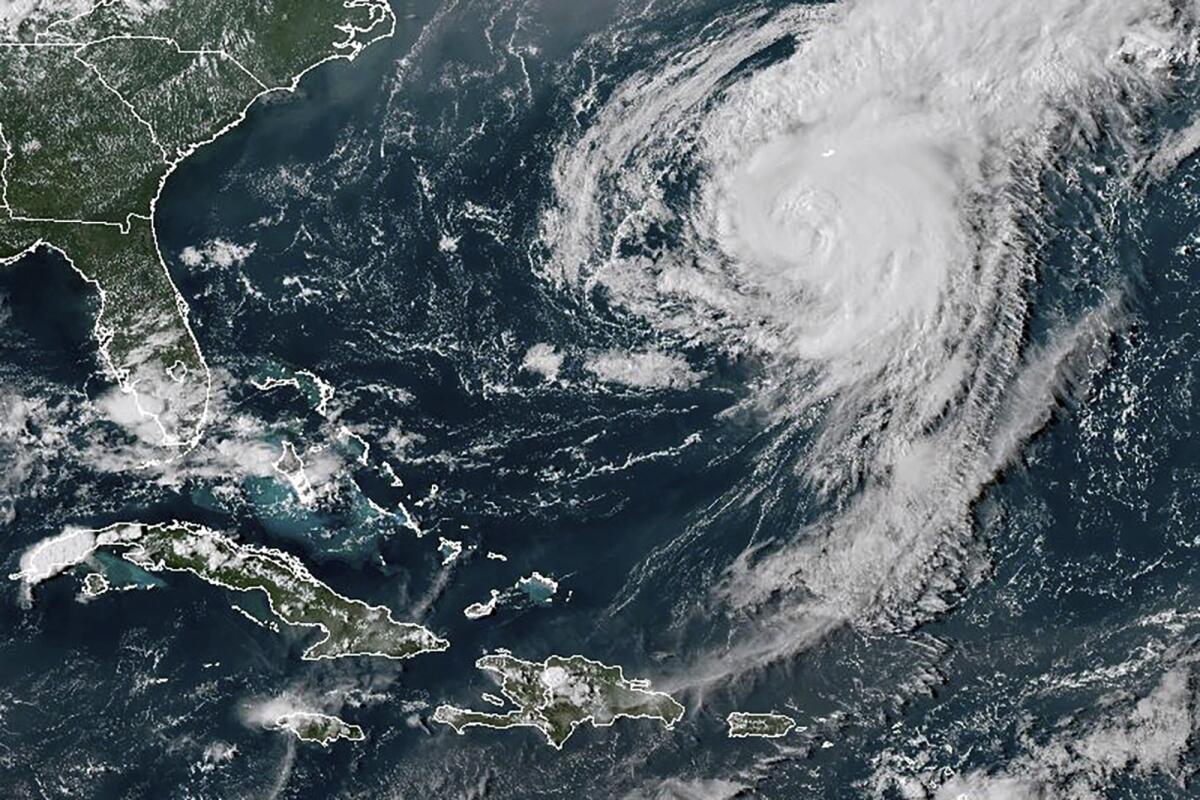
[5,0,1200,798]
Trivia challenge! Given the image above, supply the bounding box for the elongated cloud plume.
[541,0,1200,680]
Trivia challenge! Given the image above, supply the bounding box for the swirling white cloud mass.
[541,0,1200,681]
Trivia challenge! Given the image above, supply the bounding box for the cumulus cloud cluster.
[179,239,257,272]
[930,667,1198,800]
[542,0,1200,678]
[584,349,702,390]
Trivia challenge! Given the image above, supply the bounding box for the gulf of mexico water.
[4,1,1200,797]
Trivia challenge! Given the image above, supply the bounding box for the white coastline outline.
[115,521,449,662]
[724,711,797,740]
[0,0,397,453]
[432,652,686,751]
[266,710,366,747]
[21,520,449,662]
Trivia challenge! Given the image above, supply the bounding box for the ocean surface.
[4,1,1200,797]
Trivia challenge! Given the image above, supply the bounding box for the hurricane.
[9,0,1200,795]
[541,0,1200,681]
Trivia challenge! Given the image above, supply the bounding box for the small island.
[433,653,685,749]
[267,711,365,746]
[438,538,463,566]
[726,711,796,739]
[81,572,111,598]
[515,571,559,604]
[463,589,500,619]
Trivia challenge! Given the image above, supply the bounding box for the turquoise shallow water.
[3,1,1200,797]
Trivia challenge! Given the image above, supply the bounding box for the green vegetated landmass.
[77,38,264,161]
[0,0,393,445]
[95,521,448,660]
[726,711,796,739]
[0,219,198,376]
[433,653,686,749]
[271,711,365,746]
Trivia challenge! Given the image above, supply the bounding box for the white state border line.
[0,36,262,228]
[35,0,117,42]
[75,49,169,163]
[7,35,269,92]
[0,0,397,453]
[0,120,135,231]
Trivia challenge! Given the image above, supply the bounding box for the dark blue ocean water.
[3,1,1200,797]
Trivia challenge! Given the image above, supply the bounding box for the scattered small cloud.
[873,665,1200,800]
[522,342,564,382]
[180,239,257,271]
[623,778,750,800]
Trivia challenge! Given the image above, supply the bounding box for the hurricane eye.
[540,0,1191,678]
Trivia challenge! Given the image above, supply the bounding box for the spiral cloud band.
[541,0,1200,679]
